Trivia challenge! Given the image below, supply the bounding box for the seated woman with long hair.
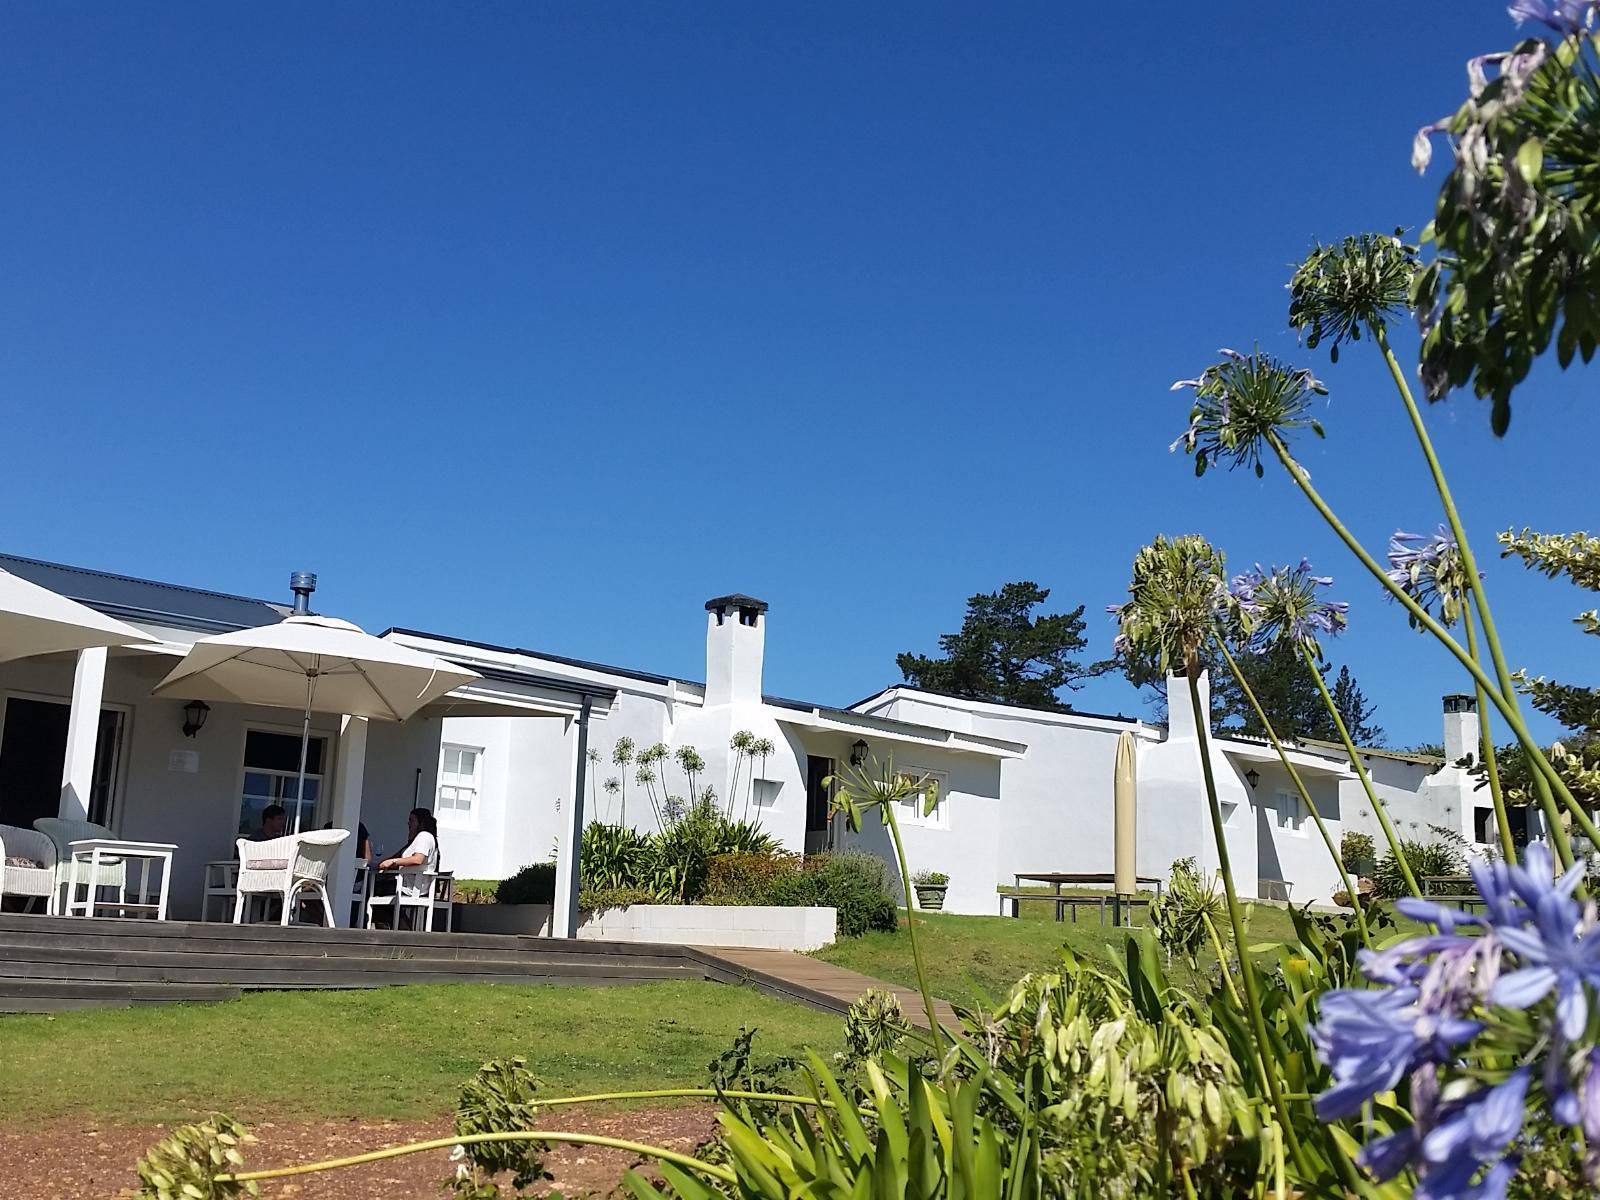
[369,808,441,920]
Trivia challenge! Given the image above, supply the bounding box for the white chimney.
[1443,694,1480,762]
[704,594,768,708]
[1165,670,1211,742]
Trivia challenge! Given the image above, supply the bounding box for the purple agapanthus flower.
[1231,560,1347,650]
[1311,985,1485,1120]
[1316,840,1600,1195]
[1508,0,1595,35]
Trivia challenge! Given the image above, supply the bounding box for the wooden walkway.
[689,945,961,1030]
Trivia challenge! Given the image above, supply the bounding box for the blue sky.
[0,2,1592,748]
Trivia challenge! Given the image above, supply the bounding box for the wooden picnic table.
[1421,874,1485,911]
[1000,871,1164,926]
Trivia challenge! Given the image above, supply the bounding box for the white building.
[0,548,1498,924]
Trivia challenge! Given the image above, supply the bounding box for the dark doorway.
[0,698,124,829]
[1474,805,1531,848]
[805,755,833,854]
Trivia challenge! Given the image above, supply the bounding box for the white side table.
[65,839,178,920]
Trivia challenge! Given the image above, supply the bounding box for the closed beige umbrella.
[1113,731,1137,923]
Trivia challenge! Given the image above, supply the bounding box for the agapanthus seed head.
[1170,349,1327,479]
[1111,535,1234,677]
[1288,232,1420,358]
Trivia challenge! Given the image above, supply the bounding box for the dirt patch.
[0,1106,717,1199]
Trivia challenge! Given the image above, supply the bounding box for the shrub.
[1373,836,1467,899]
[579,822,652,890]
[911,869,948,886]
[494,862,556,906]
[773,850,899,937]
[579,886,655,912]
[1339,831,1375,874]
[703,850,804,904]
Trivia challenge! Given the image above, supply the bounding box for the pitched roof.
[0,553,287,634]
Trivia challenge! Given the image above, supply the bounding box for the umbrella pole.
[293,674,314,834]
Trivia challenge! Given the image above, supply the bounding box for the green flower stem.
[1298,640,1421,900]
[1375,325,1564,838]
[1200,911,1243,1009]
[223,1130,737,1185]
[1213,637,1374,941]
[880,798,945,1059]
[1265,432,1592,866]
[533,1087,832,1110]
[1462,607,1518,865]
[1185,668,1311,1178]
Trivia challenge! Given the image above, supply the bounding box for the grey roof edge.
[459,661,619,704]
[382,627,687,691]
[849,683,1140,727]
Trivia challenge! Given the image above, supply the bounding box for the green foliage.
[135,1116,257,1200]
[450,1057,550,1199]
[896,580,1110,711]
[701,850,804,904]
[1149,856,1229,967]
[703,1026,798,1124]
[911,869,949,885]
[1338,831,1375,874]
[1210,638,1333,740]
[578,885,656,912]
[494,862,555,906]
[1330,664,1384,746]
[969,940,1265,1198]
[579,822,652,891]
[625,1050,1044,1200]
[1413,29,1600,433]
[1373,836,1465,898]
[581,810,781,904]
[772,850,899,937]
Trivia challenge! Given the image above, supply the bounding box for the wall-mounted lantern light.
[1245,768,1260,790]
[182,699,211,738]
[850,738,869,767]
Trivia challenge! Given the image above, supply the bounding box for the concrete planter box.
[455,904,553,936]
[913,884,948,912]
[455,902,837,951]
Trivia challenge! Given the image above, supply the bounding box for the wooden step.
[0,951,704,987]
[0,979,241,1012]
[0,934,691,973]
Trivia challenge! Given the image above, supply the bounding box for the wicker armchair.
[234,829,349,927]
[0,824,59,913]
[34,817,126,908]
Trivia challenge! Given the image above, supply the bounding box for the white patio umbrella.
[1113,730,1138,908]
[0,568,155,662]
[151,614,480,830]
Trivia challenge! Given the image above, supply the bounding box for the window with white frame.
[239,729,328,836]
[436,743,482,826]
[1276,789,1306,834]
[896,767,949,830]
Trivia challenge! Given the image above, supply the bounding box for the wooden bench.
[1421,875,1486,912]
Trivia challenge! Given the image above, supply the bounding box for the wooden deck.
[0,914,961,1028]
[688,946,960,1030]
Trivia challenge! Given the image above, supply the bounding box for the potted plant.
[911,870,949,911]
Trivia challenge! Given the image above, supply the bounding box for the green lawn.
[814,904,1306,1009]
[0,981,840,1125]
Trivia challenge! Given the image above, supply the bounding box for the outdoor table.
[65,838,178,920]
[1003,871,1165,926]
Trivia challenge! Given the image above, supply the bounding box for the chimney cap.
[1443,694,1477,713]
[705,593,769,615]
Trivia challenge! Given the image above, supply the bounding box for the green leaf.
[1516,136,1544,183]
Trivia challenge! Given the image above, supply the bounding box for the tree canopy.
[896,581,1109,711]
